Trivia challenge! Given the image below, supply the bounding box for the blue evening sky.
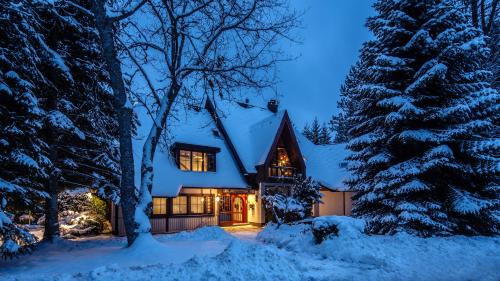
[277,0,375,127]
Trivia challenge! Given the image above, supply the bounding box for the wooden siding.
[168,216,217,232]
[112,205,218,236]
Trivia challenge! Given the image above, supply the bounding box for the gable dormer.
[257,112,306,182]
[171,142,221,172]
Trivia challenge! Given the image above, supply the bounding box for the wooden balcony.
[268,165,297,178]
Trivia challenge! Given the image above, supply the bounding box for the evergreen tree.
[1,0,120,253]
[34,0,120,241]
[0,0,51,258]
[319,124,332,145]
[347,0,499,236]
[303,117,323,145]
[332,62,365,143]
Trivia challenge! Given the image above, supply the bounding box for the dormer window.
[179,150,215,172]
[172,143,220,172]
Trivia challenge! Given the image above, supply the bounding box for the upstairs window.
[270,146,295,177]
[177,149,216,172]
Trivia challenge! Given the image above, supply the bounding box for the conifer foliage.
[0,0,50,259]
[346,0,499,236]
[303,117,332,145]
[0,0,119,257]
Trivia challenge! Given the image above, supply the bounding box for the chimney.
[267,99,278,113]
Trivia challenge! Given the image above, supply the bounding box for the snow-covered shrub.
[263,175,321,225]
[312,219,339,244]
[37,189,109,238]
[18,214,35,225]
[263,194,305,224]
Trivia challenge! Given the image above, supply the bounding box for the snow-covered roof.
[212,98,285,173]
[133,103,249,197]
[296,131,350,191]
[133,97,350,196]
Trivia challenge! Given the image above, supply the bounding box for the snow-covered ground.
[1,218,499,281]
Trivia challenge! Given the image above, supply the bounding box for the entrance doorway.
[218,194,247,226]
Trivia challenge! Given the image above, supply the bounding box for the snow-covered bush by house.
[262,175,321,224]
[312,217,339,244]
[258,216,500,281]
[37,189,109,239]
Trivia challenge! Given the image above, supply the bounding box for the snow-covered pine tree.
[303,117,326,145]
[331,61,365,143]
[33,0,120,240]
[0,0,50,258]
[347,0,499,236]
[38,0,120,203]
[319,124,332,145]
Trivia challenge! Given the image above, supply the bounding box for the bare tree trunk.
[91,0,137,246]
[471,0,480,27]
[135,85,177,234]
[43,139,60,242]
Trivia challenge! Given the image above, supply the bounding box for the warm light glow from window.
[192,151,205,171]
[178,149,215,172]
[172,196,187,214]
[277,147,291,167]
[190,196,204,214]
[179,150,191,171]
[152,198,167,215]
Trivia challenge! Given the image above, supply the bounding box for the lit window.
[179,150,191,171]
[190,196,204,214]
[172,196,187,214]
[152,197,167,215]
[192,151,204,171]
[177,149,215,172]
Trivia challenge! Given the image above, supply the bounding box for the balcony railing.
[269,166,297,178]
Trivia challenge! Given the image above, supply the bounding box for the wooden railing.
[269,166,297,178]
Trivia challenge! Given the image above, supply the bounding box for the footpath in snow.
[1,217,499,281]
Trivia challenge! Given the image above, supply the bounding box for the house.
[111,98,355,235]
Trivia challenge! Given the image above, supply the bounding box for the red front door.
[218,194,247,225]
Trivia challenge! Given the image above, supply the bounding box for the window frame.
[172,195,188,215]
[176,149,216,172]
[172,143,219,173]
[152,197,168,217]
[169,194,215,217]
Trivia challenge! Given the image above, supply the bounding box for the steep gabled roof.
[133,97,351,196]
[209,98,286,174]
[261,111,306,173]
[133,102,249,196]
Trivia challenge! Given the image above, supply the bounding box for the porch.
[111,188,264,235]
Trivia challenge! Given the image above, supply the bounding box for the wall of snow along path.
[257,216,500,281]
